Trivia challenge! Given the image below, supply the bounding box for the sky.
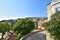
[0,0,51,20]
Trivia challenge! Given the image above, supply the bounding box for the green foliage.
[0,18,35,40]
[0,23,6,34]
[16,33,22,40]
[0,22,11,33]
[42,11,60,40]
[13,18,35,40]
[0,22,11,39]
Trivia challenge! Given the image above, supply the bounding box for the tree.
[0,22,6,40]
[42,11,60,40]
[0,22,8,39]
[0,21,12,40]
[13,18,35,40]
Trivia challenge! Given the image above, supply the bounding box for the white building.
[47,0,60,21]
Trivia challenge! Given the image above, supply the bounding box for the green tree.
[0,22,6,39]
[13,18,35,40]
[42,11,60,40]
[0,22,11,40]
[0,22,6,40]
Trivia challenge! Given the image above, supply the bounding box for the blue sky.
[0,0,51,20]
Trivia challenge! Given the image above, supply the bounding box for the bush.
[42,11,60,40]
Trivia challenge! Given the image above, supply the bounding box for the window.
[56,7,60,11]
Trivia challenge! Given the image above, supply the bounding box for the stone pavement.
[20,30,46,40]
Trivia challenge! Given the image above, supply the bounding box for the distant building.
[31,17,47,29]
[38,18,47,28]
[47,0,60,21]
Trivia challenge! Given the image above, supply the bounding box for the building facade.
[46,0,60,40]
[47,0,60,21]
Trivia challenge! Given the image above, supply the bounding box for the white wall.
[47,2,60,21]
